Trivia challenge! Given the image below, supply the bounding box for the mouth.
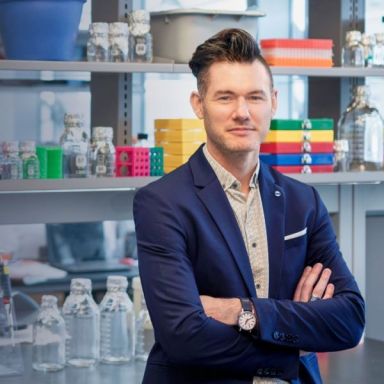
[227,127,256,134]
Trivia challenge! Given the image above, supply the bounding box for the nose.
[232,97,250,121]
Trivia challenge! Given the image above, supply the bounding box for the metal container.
[150,8,265,63]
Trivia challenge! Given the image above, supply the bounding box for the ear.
[271,89,278,117]
[190,91,204,119]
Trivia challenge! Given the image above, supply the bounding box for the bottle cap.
[107,275,128,289]
[346,30,362,42]
[20,140,36,153]
[109,22,129,35]
[92,126,114,140]
[71,278,92,292]
[137,133,148,140]
[41,295,58,307]
[89,22,109,34]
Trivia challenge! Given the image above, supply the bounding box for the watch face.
[239,311,256,331]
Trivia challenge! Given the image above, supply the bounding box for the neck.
[206,144,259,194]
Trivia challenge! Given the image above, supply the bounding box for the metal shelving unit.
[1,60,384,77]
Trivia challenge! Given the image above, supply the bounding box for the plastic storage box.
[0,0,86,60]
[150,8,265,63]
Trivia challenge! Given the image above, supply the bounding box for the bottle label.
[96,164,107,174]
[136,43,147,56]
[75,154,87,168]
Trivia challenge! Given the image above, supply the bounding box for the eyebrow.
[213,90,268,97]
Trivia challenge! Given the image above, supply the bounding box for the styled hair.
[189,28,273,95]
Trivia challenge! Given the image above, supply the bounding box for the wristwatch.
[238,298,257,331]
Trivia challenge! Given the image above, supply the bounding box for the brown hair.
[189,28,273,95]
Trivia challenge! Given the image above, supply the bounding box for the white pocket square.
[284,227,307,241]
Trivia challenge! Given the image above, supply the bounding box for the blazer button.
[273,331,280,340]
[274,190,281,197]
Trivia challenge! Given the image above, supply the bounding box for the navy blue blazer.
[133,146,365,384]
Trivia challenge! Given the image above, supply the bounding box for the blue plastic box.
[0,0,86,60]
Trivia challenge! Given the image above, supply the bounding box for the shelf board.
[1,60,384,77]
[288,171,384,185]
[0,177,160,194]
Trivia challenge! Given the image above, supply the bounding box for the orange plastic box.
[260,39,333,67]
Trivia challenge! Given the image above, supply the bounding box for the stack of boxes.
[155,119,206,173]
[260,119,334,173]
[260,39,333,67]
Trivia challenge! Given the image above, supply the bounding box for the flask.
[342,30,364,67]
[20,140,40,179]
[109,22,129,62]
[60,113,89,178]
[87,22,109,62]
[62,278,100,367]
[373,32,384,67]
[89,127,116,177]
[337,85,384,171]
[128,10,153,63]
[0,141,22,179]
[99,275,135,364]
[135,295,154,361]
[32,295,66,372]
[361,33,375,67]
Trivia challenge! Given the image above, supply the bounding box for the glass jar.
[109,22,129,62]
[0,141,22,179]
[62,278,100,367]
[342,30,365,67]
[361,33,375,67]
[32,295,66,372]
[60,113,89,178]
[373,32,384,67]
[337,85,384,171]
[90,126,116,177]
[128,10,153,63]
[20,140,40,179]
[99,275,135,364]
[87,22,110,62]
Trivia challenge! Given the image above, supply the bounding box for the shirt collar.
[203,144,259,192]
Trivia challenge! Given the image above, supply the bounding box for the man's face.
[191,60,277,159]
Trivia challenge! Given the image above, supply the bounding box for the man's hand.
[199,295,241,325]
[293,262,335,302]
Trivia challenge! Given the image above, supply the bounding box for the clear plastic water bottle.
[99,275,135,364]
[362,33,375,67]
[135,295,154,361]
[32,295,66,372]
[342,30,365,67]
[87,22,109,62]
[337,85,384,171]
[89,127,116,177]
[20,140,40,179]
[134,133,150,147]
[373,32,384,67]
[0,141,22,179]
[62,278,100,367]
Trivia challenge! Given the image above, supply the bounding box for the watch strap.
[240,298,253,312]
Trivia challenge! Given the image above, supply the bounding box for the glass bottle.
[62,278,100,367]
[87,22,110,62]
[60,113,89,178]
[0,141,22,179]
[342,30,365,67]
[99,275,135,364]
[135,295,154,361]
[32,295,66,372]
[134,133,150,147]
[361,33,375,67]
[128,10,153,63]
[373,32,384,67]
[109,22,129,62]
[89,126,116,177]
[337,85,384,171]
[20,140,40,179]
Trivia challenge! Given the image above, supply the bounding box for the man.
[133,29,364,383]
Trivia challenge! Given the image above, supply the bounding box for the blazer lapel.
[258,162,286,299]
[189,148,257,297]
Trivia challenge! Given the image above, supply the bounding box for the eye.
[218,95,231,101]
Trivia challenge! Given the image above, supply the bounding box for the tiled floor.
[318,338,383,384]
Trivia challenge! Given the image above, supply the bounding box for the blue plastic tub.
[0,0,86,60]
